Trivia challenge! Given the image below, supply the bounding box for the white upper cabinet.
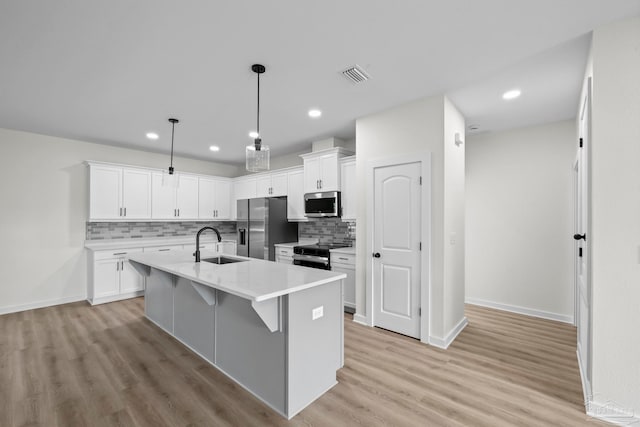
[234,177,257,200]
[176,174,199,219]
[122,169,153,219]
[301,148,353,193]
[151,172,199,220]
[255,171,288,197]
[199,177,231,220]
[340,157,356,220]
[89,163,151,221]
[287,168,307,221]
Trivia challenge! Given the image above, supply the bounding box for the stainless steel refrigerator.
[237,197,298,261]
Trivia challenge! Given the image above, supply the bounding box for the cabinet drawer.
[144,245,185,252]
[275,247,294,257]
[93,247,143,261]
[330,252,355,266]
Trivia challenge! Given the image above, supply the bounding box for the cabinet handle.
[215,210,218,217]
[177,209,180,217]
[339,257,349,261]
[121,261,124,270]
[119,207,122,217]
[123,207,126,217]
[158,249,170,252]
[320,179,323,189]
[113,252,127,255]
[116,261,119,271]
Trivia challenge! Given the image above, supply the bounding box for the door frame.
[365,152,431,344]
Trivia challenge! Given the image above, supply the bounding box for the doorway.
[575,77,592,400]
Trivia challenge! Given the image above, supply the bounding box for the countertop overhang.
[128,250,346,303]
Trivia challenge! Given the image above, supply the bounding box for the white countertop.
[85,235,236,251]
[329,247,355,255]
[129,250,346,302]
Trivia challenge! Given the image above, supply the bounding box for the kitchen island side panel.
[287,279,342,417]
[215,292,287,414]
[173,277,216,363]
[144,268,174,333]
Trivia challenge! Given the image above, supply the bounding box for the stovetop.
[293,243,350,256]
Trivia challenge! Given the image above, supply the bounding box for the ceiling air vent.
[341,65,370,84]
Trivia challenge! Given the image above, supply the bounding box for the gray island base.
[129,251,345,419]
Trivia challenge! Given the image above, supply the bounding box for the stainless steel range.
[293,243,349,270]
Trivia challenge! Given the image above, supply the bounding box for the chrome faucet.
[194,226,222,262]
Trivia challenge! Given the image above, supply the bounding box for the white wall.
[355,95,465,342]
[0,127,241,314]
[465,120,576,322]
[443,98,466,334]
[590,15,640,415]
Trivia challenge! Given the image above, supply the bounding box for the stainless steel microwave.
[304,191,341,218]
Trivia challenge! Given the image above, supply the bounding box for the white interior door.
[575,80,592,395]
[373,162,421,338]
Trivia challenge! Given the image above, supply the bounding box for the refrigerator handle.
[239,228,246,246]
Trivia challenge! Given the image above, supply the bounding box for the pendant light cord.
[170,120,175,170]
[255,72,261,150]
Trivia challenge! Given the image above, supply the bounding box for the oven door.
[293,254,330,270]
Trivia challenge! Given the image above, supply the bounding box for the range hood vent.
[341,65,370,84]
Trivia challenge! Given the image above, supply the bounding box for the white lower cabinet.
[275,245,294,264]
[330,250,355,312]
[143,245,185,253]
[89,248,144,305]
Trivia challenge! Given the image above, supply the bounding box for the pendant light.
[162,118,180,187]
[246,64,270,172]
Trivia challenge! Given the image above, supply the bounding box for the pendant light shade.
[162,118,180,187]
[246,64,270,172]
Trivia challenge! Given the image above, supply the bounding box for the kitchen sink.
[202,256,247,265]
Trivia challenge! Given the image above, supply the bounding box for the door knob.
[573,234,586,241]
[373,252,381,258]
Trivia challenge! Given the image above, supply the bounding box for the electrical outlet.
[312,306,324,320]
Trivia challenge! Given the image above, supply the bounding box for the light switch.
[312,306,324,320]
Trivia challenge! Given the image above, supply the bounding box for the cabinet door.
[151,172,177,219]
[120,259,145,293]
[270,171,288,197]
[340,160,356,220]
[216,241,236,255]
[332,265,355,310]
[234,178,257,200]
[319,154,339,191]
[287,169,306,221]
[122,168,152,219]
[303,157,322,193]
[93,258,120,298]
[198,177,216,219]
[255,175,272,198]
[214,180,231,219]
[176,175,199,219]
[89,165,122,220]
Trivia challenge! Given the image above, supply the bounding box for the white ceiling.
[1,1,639,164]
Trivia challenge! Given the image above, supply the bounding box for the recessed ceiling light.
[502,89,521,100]
[248,131,259,138]
[146,132,159,140]
[308,109,322,118]
[209,145,220,152]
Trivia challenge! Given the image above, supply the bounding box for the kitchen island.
[128,250,346,420]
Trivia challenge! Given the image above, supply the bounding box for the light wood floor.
[0,299,602,426]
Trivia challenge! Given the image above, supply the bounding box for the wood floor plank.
[0,298,603,426]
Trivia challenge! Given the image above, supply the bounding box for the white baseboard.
[0,294,87,316]
[465,298,573,324]
[576,350,592,406]
[89,291,144,306]
[587,399,639,425]
[353,313,370,326]
[430,316,468,350]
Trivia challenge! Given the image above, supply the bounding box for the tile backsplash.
[86,219,355,246]
[86,221,237,240]
[298,218,355,246]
